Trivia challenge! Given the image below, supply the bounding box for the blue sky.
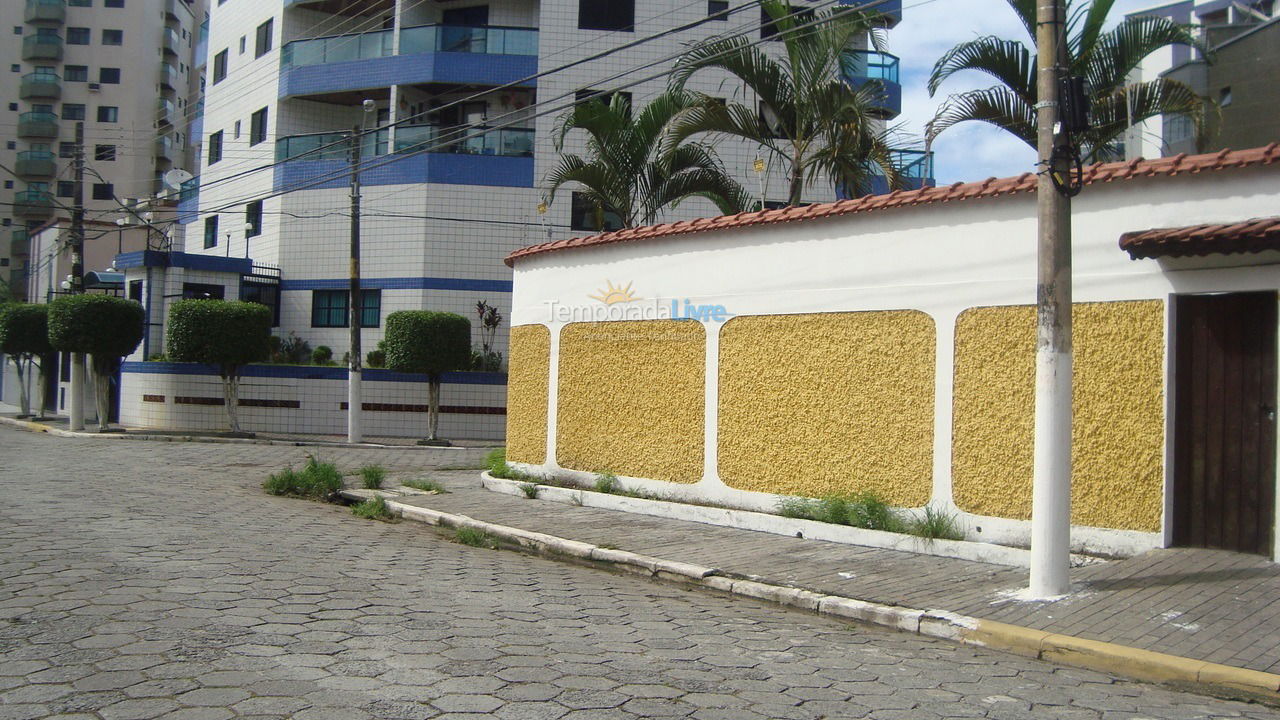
[891,0,1162,183]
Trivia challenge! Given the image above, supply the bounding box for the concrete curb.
[0,416,493,453]
[344,486,1280,706]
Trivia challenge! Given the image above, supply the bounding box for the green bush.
[384,310,471,442]
[312,345,334,365]
[166,300,272,433]
[0,304,53,416]
[48,294,145,431]
[262,456,344,500]
[359,464,386,489]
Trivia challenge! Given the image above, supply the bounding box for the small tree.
[48,295,144,432]
[166,300,272,434]
[0,304,53,417]
[384,311,471,445]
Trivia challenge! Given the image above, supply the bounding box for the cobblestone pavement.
[1,428,1277,720]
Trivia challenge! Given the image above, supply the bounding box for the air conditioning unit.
[88,83,101,92]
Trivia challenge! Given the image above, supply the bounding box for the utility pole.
[68,121,86,432]
[1029,0,1073,599]
[347,110,368,443]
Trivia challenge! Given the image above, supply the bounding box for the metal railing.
[281,24,537,69]
[274,129,389,162]
[844,50,899,84]
[281,28,393,68]
[394,124,534,157]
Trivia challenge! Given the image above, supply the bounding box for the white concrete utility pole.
[347,101,375,444]
[1029,0,1074,599]
[68,121,86,432]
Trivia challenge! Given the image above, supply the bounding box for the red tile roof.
[1120,217,1280,259]
[506,144,1280,267]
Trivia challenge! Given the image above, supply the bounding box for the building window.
[575,89,632,111]
[249,107,267,146]
[97,106,119,123]
[208,130,223,164]
[240,280,280,327]
[570,192,623,232]
[254,18,273,58]
[708,0,730,19]
[10,65,19,73]
[105,0,124,7]
[212,49,227,84]
[59,142,75,158]
[761,6,812,39]
[94,144,116,161]
[578,0,634,31]
[99,68,121,84]
[64,65,88,82]
[239,36,246,54]
[233,120,241,139]
[61,103,86,120]
[182,283,224,300]
[7,103,15,111]
[3,181,11,189]
[13,26,22,35]
[91,183,113,200]
[311,289,380,328]
[56,181,75,198]
[245,200,262,237]
[1164,113,1193,144]
[68,0,91,5]
[67,27,91,45]
[102,29,123,45]
[203,216,218,249]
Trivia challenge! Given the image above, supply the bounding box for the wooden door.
[1172,292,1277,555]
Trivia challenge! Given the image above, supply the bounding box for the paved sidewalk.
[385,471,1280,676]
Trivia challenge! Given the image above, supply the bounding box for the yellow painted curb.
[1198,663,1280,699]
[962,619,1049,659]
[1041,633,1208,685]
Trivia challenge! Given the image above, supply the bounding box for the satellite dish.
[162,168,194,190]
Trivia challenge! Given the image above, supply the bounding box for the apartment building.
[0,0,209,301]
[170,0,921,372]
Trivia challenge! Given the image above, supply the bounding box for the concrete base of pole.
[347,369,362,444]
[1029,348,1073,599]
[68,354,85,432]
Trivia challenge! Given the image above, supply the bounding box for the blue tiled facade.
[273,152,534,191]
[279,52,537,99]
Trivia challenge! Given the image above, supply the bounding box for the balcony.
[861,150,935,196]
[279,24,538,99]
[17,111,59,139]
[839,0,901,27]
[155,135,176,162]
[157,98,176,127]
[163,0,182,20]
[19,71,61,100]
[159,63,177,90]
[394,124,533,157]
[11,230,31,258]
[162,27,181,56]
[22,33,62,61]
[24,0,65,24]
[15,150,56,178]
[13,190,55,219]
[843,50,901,119]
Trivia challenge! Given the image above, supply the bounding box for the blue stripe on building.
[280,277,512,292]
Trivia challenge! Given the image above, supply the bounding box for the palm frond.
[927,36,1035,103]
[1083,15,1206,90]
[1084,77,1209,160]
[926,86,1037,148]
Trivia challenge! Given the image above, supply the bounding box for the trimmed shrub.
[0,304,53,416]
[312,345,333,365]
[166,300,272,433]
[384,311,471,442]
[48,295,144,431]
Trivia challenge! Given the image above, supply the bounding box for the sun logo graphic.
[589,280,641,305]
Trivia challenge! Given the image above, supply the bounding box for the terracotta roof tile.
[1120,216,1280,259]
[508,144,1280,267]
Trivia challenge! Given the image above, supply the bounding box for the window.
[94,144,116,161]
[99,68,121,84]
[708,0,729,19]
[129,280,142,303]
[61,104,86,120]
[13,26,22,35]
[105,0,124,7]
[570,192,623,232]
[7,103,15,111]
[102,29,123,46]
[10,65,19,73]
[97,106,118,122]
[249,107,267,146]
[64,65,88,82]
[203,216,218,249]
[575,89,632,111]
[233,120,241,138]
[311,290,380,328]
[239,36,246,54]
[245,200,262,237]
[758,102,786,138]
[254,18,273,58]
[59,142,75,158]
[1219,86,1233,107]
[578,0,634,31]
[5,142,14,150]
[3,181,11,189]
[208,130,223,164]
[91,183,113,200]
[240,280,280,327]
[212,49,227,84]
[56,181,74,198]
[67,27,91,45]
[1164,113,1193,144]
[68,0,91,5]
[761,6,812,39]
[182,283,224,300]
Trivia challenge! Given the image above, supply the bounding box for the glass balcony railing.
[281,29,393,69]
[13,190,55,218]
[157,98,176,126]
[891,149,933,182]
[274,130,389,162]
[25,0,66,24]
[159,63,177,89]
[179,177,199,203]
[155,136,175,161]
[12,229,31,258]
[400,24,538,56]
[20,71,61,100]
[15,150,56,177]
[22,34,63,61]
[394,124,534,157]
[17,111,59,139]
[162,27,181,55]
[843,50,899,84]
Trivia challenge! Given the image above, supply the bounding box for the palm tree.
[926,0,1211,160]
[545,90,752,231]
[668,0,899,206]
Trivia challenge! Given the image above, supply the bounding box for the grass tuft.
[776,491,906,533]
[350,495,395,521]
[454,527,498,548]
[592,471,619,495]
[906,505,965,541]
[402,479,447,494]
[262,455,343,501]
[485,448,540,482]
[359,464,386,490]
[518,482,539,499]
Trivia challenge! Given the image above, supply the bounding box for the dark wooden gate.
[1172,292,1277,556]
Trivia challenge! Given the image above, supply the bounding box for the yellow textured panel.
[718,311,935,505]
[951,301,1165,531]
[557,321,705,483]
[506,325,550,464]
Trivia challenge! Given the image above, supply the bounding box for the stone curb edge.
[342,486,1280,706]
[0,416,491,452]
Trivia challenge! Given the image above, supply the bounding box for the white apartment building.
[1,0,209,301]
[163,0,921,374]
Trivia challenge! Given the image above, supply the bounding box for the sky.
[891,0,1163,184]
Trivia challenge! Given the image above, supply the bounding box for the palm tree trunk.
[788,147,805,206]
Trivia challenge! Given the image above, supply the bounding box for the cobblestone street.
[1,428,1276,719]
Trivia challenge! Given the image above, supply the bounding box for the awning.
[1119,217,1280,259]
[83,271,125,289]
